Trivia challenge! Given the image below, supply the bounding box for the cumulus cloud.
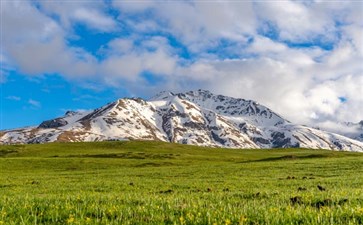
[72,8,116,31]
[37,1,117,32]
[99,36,178,85]
[114,1,256,52]
[1,1,98,79]
[1,0,362,128]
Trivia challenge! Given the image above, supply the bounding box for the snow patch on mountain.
[1,90,363,152]
[316,120,363,142]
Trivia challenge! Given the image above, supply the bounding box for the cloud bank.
[1,0,362,128]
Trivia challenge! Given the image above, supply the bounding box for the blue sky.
[1,1,362,130]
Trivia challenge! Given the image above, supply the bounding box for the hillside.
[1,90,363,152]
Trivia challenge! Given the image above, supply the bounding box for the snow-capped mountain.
[1,90,363,152]
[317,121,363,142]
[342,121,363,142]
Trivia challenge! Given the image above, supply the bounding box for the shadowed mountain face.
[1,90,363,152]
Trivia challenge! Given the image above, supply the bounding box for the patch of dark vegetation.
[338,198,349,205]
[232,192,271,200]
[282,155,298,160]
[64,167,79,171]
[313,199,333,209]
[0,149,18,157]
[246,154,330,163]
[66,152,177,160]
[1,144,25,149]
[0,184,15,188]
[84,211,119,221]
[290,197,350,209]
[298,187,307,191]
[134,162,174,167]
[317,185,326,191]
[159,189,174,194]
[311,198,349,209]
[253,192,260,197]
[94,188,107,193]
[280,175,314,180]
[290,196,303,205]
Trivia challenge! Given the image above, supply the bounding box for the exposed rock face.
[1,90,363,152]
[38,119,68,129]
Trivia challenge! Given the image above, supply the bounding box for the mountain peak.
[65,111,78,116]
[1,90,363,151]
[187,89,212,95]
[151,89,214,101]
[149,90,175,100]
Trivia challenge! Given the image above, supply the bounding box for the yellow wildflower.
[239,215,248,224]
[179,216,185,224]
[67,216,75,223]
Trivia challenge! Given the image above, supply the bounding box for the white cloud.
[106,38,134,55]
[1,1,61,44]
[1,1,98,78]
[100,38,178,83]
[248,36,287,53]
[343,25,363,56]
[180,57,312,123]
[112,1,156,13]
[28,99,41,108]
[37,1,117,32]
[168,43,362,125]
[6,36,98,78]
[254,1,340,43]
[73,8,117,32]
[6,96,21,101]
[101,54,143,81]
[113,1,256,52]
[1,0,362,128]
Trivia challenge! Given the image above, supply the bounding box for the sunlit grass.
[0,141,362,224]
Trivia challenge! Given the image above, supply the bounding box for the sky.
[1,0,362,130]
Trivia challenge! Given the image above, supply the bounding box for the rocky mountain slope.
[1,90,363,152]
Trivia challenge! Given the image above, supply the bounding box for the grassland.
[0,141,363,224]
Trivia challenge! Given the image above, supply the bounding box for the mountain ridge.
[1,89,363,152]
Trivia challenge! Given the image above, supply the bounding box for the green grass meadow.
[0,141,363,224]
